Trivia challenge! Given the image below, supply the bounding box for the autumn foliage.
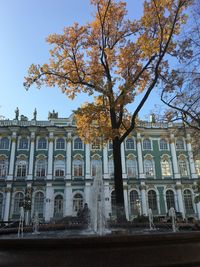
[25,0,192,220]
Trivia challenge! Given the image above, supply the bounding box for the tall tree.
[24,0,191,221]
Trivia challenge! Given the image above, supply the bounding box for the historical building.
[0,109,200,223]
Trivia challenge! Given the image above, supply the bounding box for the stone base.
[1,232,200,266]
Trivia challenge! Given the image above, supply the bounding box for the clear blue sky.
[0,0,158,121]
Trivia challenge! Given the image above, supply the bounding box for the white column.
[170,134,180,179]
[85,144,91,179]
[85,182,91,207]
[176,182,185,218]
[140,182,147,215]
[123,182,129,220]
[47,132,54,180]
[196,203,200,219]
[3,186,12,221]
[27,131,35,180]
[45,183,54,222]
[136,133,145,179]
[186,134,198,179]
[104,182,111,219]
[8,132,17,181]
[103,144,109,179]
[121,142,127,179]
[64,182,73,216]
[66,132,72,180]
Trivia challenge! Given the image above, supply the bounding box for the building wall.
[0,117,200,222]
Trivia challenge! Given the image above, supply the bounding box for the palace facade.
[0,111,200,223]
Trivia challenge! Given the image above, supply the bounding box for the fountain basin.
[0,231,200,266]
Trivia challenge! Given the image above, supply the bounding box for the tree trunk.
[112,136,126,222]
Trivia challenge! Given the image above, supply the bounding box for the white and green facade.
[0,113,200,223]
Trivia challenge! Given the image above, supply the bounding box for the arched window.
[73,193,83,212]
[111,190,116,216]
[56,138,65,150]
[126,159,137,178]
[37,138,47,149]
[144,159,154,177]
[19,138,28,149]
[130,190,139,215]
[34,192,44,217]
[91,158,102,177]
[195,159,200,176]
[166,190,175,210]
[178,158,188,177]
[0,138,9,150]
[73,159,83,177]
[91,140,101,150]
[160,139,168,150]
[143,139,151,150]
[16,160,27,177]
[74,138,83,150]
[54,195,64,218]
[109,159,114,177]
[161,158,171,177]
[0,193,3,220]
[13,192,24,216]
[183,189,194,213]
[54,160,65,177]
[126,138,134,150]
[148,190,157,211]
[176,139,184,150]
[35,159,46,178]
[0,157,8,178]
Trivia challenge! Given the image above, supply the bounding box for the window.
[13,192,24,216]
[74,138,83,150]
[91,159,102,177]
[160,139,168,150]
[0,193,3,220]
[0,158,8,178]
[178,159,188,177]
[19,138,28,149]
[54,160,65,177]
[183,190,194,213]
[54,195,64,218]
[108,141,113,150]
[0,138,9,150]
[109,159,114,177]
[111,190,116,216]
[56,138,65,150]
[126,138,134,150]
[143,139,151,150]
[91,140,100,150]
[176,139,184,150]
[130,190,140,215]
[73,159,83,177]
[35,160,46,178]
[144,159,154,177]
[34,192,44,217]
[161,159,171,177]
[126,159,137,178]
[73,193,83,212]
[16,160,27,177]
[148,190,158,211]
[195,160,200,176]
[37,138,47,149]
[166,190,175,211]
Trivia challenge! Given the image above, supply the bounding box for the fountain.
[148,208,155,230]
[32,211,40,235]
[90,168,106,235]
[168,207,177,233]
[18,206,24,238]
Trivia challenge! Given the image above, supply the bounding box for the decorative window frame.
[126,154,138,178]
[159,138,169,151]
[54,154,66,178]
[147,188,160,214]
[0,154,8,178]
[163,187,177,213]
[91,154,102,177]
[15,154,28,178]
[143,154,155,178]
[142,138,152,151]
[183,188,195,213]
[73,137,84,151]
[72,154,84,178]
[35,154,47,178]
[125,137,135,150]
[178,154,189,177]
[160,154,172,178]
[0,137,10,150]
[175,137,185,151]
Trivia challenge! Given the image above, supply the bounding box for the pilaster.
[66,132,72,180]
[137,133,145,179]
[27,130,36,180]
[170,134,180,179]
